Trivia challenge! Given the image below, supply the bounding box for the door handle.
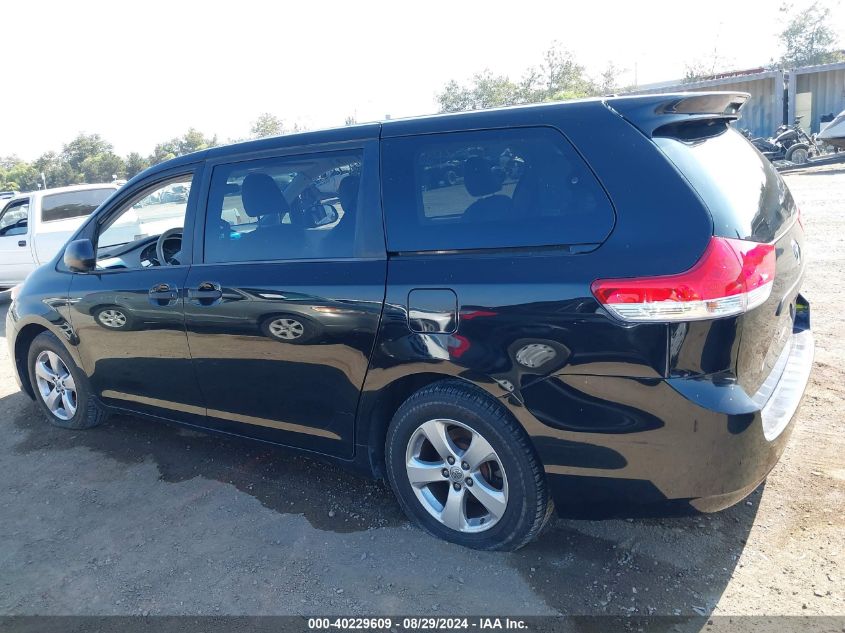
[149,283,178,305]
[17,240,26,247]
[188,282,222,304]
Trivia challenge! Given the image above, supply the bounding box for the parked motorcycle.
[742,117,821,164]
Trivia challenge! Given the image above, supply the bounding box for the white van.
[0,183,118,287]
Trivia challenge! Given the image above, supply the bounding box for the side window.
[95,175,193,269]
[381,127,615,251]
[204,151,363,263]
[41,188,114,223]
[0,199,30,236]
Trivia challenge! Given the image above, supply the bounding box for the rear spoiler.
[604,92,749,138]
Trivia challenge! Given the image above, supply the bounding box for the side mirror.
[64,238,96,272]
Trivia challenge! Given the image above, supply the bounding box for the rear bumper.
[520,326,814,516]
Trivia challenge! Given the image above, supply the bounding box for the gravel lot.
[0,167,842,617]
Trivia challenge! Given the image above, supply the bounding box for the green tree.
[80,152,125,183]
[537,43,593,100]
[250,113,285,138]
[125,152,149,179]
[597,62,623,94]
[179,128,217,154]
[777,1,844,68]
[60,133,113,173]
[149,129,218,166]
[35,152,78,188]
[150,138,180,165]
[0,161,40,191]
[436,43,598,113]
[437,71,522,112]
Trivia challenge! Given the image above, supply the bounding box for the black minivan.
[6,92,813,550]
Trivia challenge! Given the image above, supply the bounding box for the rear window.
[41,188,114,223]
[381,127,614,252]
[654,127,796,243]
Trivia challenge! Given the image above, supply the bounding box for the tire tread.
[386,379,552,551]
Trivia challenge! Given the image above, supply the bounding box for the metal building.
[628,70,785,138]
[787,61,845,133]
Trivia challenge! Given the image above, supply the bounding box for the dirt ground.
[0,167,842,617]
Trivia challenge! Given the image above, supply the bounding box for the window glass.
[96,176,193,269]
[204,151,363,263]
[655,128,794,243]
[0,200,29,236]
[381,127,614,251]
[41,188,114,223]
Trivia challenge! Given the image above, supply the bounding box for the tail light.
[591,237,776,322]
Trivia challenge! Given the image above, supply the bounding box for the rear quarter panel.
[362,101,719,466]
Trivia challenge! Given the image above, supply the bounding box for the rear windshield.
[654,127,796,243]
[381,127,615,252]
[41,188,114,223]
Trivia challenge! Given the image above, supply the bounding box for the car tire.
[93,306,134,331]
[260,314,320,344]
[385,380,553,551]
[26,331,107,430]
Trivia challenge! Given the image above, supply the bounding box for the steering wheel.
[156,227,183,266]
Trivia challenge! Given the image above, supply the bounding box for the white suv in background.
[0,183,118,287]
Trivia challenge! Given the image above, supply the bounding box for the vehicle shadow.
[3,386,759,619]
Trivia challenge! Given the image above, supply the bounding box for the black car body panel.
[6,93,813,517]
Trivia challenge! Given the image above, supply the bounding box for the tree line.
[3,2,841,191]
[437,0,843,113]
[0,113,298,193]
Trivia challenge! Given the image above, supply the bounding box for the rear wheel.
[385,381,552,550]
[27,332,106,430]
[786,145,809,164]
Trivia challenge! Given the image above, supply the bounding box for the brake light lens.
[591,237,776,322]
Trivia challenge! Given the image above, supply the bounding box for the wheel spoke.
[45,388,61,413]
[35,361,57,383]
[46,351,63,375]
[467,475,507,518]
[61,391,76,416]
[419,420,458,462]
[63,374,76,392]
[440,486,467,531]
[406,457,446,486]
[461,433,496,471]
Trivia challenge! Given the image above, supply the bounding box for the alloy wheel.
[34,350,77,421]
[405,418,508,533]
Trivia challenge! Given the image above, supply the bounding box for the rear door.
[183,140,385,458]
[0,196,34,285]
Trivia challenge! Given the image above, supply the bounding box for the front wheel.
[27,332,107,429]
[385,381,552,550]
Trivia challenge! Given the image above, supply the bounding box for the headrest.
[337,175,360,213]
[463,156,503,197]
[241,173,289,217]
